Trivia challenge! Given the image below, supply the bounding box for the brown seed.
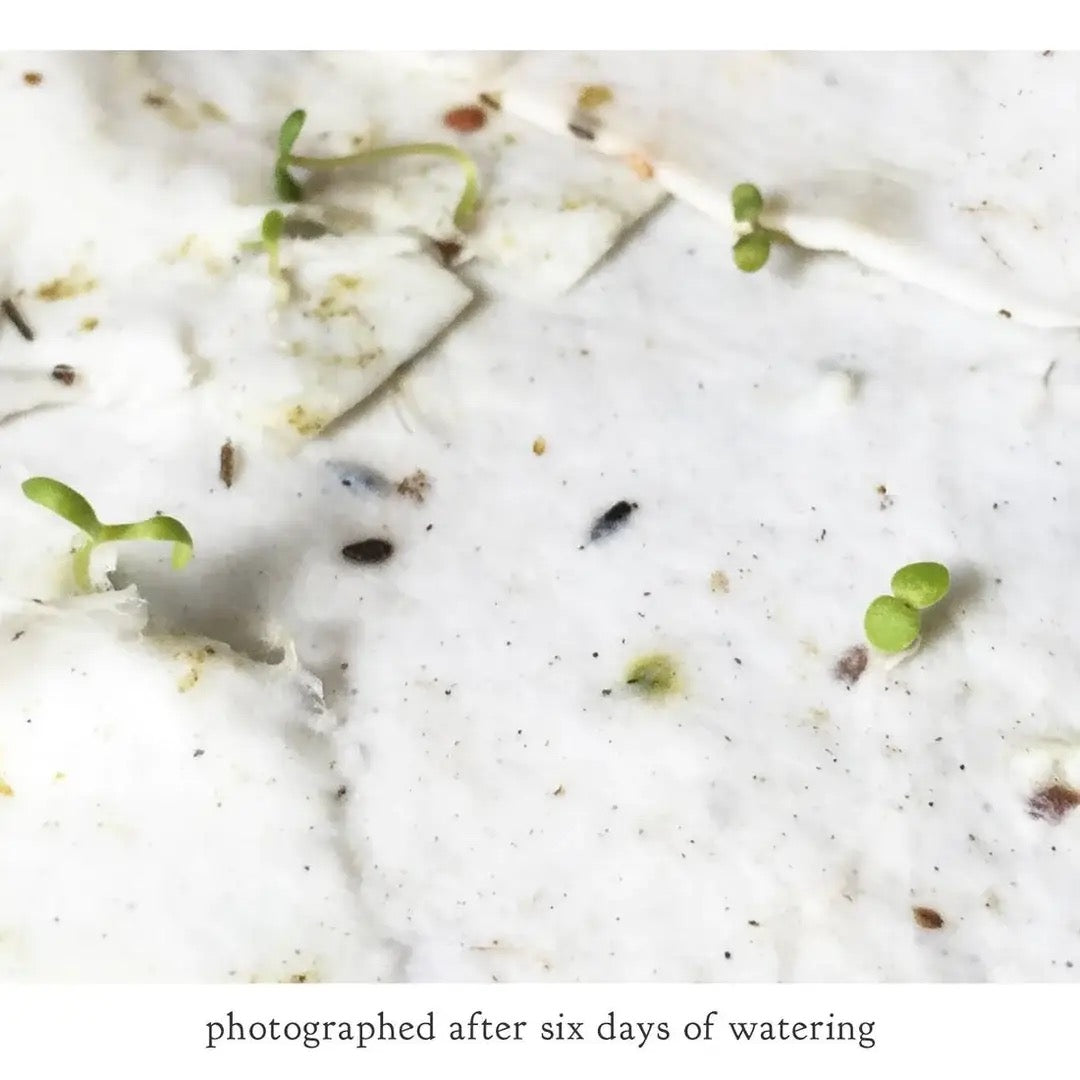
[432,239,462,266]
[625,153,654,180]
[443,105,487,133]
[342,538,394,565]
[22,71,43,86]
[912,906,944,930]
[50,364,76,385]
[1027,782,1080,823]
[1,297,35,341]
[219,439,236,488]
[833,645,868,686]
[478,92,502,111]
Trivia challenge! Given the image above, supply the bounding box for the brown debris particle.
[577,84,614,110]
[1,297,35,341]
[553,784,565,796]
[532,436,547,456]
[709,570,730,594]
[912,906,944,930]
[397,469,430,503]
[1027,782,1080,823]
[567,121,596,141]
[50,364,76,386]
[142,91,168,108]
[478,92,502,111]
[219,439,236,488]
[432,239,462,266]
[625,153,655,180]
[998,308,1012,319]
[23,71,43,86]
[443,105,487,133]
[833,644,868,686]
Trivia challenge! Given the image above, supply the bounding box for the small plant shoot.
[22,477,194,593]
[731,183,765,224]
[864,561,951,654]
[890,562,950,610]
[864,595,921,653]
[274,109,307,202]
[273,109,480,230]
[730,182,794,273]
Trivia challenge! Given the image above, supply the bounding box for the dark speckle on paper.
[833,645,868,686]
[326,461,392,496]
[588,500,638,542]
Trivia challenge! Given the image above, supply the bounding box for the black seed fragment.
[50,364,76,385]
[342,538,394,565]
[2,298,34,341]
[568,121,596,141]
[589,499,638,542]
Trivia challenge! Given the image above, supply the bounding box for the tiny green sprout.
[21,477,194,594]
[274,109,307,202]
[273,108,480,230]
[260,209,286,286]
[733,232,771,273]
[864,595,921,654]
[890,561,950,610]
[729,182,796,274]
[731,182,765,225]
[731,182,773,272]
[864,561,951,653]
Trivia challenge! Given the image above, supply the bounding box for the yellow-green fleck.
[577,84,614,110]
[177,646,215,693]
[625,652,679,697]
[36,266,97,302]
[199,101,229,122]
[0,776,13,797]
[285,405,330,437]
[79,316,99,332]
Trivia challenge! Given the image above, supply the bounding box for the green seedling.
[730,182,789,273]
[864,561,951,653]
[260,209,285,278]
[21,477,193,593]
[274,109,480,230]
